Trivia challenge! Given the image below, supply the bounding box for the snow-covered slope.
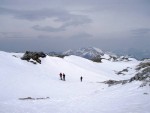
[0,51,149,113]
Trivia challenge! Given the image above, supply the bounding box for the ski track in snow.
[0,51,149,113]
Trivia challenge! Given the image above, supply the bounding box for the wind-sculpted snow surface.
[0,51,149,113]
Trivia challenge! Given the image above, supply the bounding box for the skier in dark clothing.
[80,76,83,82]
[63,73,66,81]
[59,73,62,80]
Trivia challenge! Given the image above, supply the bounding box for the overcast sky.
[0,0,150,53]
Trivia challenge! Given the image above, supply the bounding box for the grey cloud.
[61,15,91,27]
[32,25,65,32]
[0,32,20,38]
[32,14,92,32]
[0,7,92,22]
[1,0,150,16]
[0,7,92,32]
[70,32,92,39]
[37,32,92,39]
[0,7,69,21]
[32,14,91,32]
[0,0,150,58]
[131,28,150,35]
[0,32,150,58]
[0,32,33,39]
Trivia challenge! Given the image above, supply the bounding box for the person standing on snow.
[59,73,62,80]
[80,76,83,82]
[63,73,66,81]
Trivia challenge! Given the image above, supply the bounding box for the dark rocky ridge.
[103,60,150,87]
[21,51,46,64]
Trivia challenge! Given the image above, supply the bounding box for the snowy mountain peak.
[63,47,104,59]
[62,47,137,62]
[63,49,74,55]
[86,47,103,53]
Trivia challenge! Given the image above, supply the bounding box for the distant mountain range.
[63,47,104,59]
[114,48,150,60]
[48,47,136,62]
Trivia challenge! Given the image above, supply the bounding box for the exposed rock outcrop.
[21,51,46,64]
[103,60,150,87]
[115,67,131,75]
[102,80,128,87]
[129,61,150,83]
[19,97,50,100]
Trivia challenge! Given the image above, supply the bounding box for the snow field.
[0,51,149,113]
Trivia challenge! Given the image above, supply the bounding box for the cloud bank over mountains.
[0,0,150,58]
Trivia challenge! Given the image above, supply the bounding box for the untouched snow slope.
[0,51,149,113]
